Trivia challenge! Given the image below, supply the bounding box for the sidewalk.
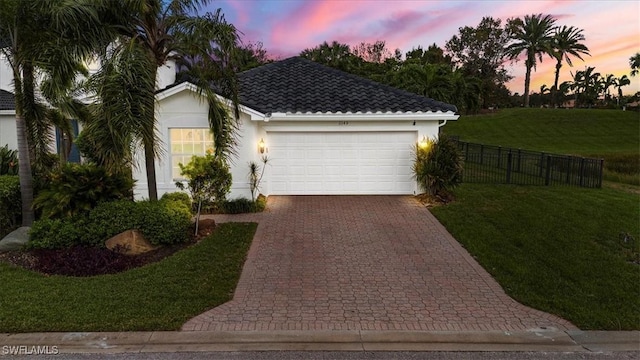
[1,330,638,354]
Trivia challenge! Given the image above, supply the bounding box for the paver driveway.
[182,196,575,332]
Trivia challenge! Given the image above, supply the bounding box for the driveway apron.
[182,196,575,332]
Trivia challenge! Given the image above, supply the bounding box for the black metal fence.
[453,140,604,188]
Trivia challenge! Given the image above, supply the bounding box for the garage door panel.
[268,131,416,195]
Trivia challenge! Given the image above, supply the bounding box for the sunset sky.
[208,0,640,96]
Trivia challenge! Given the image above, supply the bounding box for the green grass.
[0,222,257,332]
[444,108,640,186]
[431,184,640,330]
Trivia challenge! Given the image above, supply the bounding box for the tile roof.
[237,57,457,115]
[0,89,15,111]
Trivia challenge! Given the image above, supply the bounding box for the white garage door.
[268,131,416,195]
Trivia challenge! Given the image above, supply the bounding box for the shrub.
[413,135,463,197]
[221,196,267,214]
[0,175,21,238]
[28,200,191,249]
[135,200,191,245]
[0,145,18,175]
[160,192,192,212]
[33,163,134,219]
[27,217,86,250]
[176,154,232,209]
[176,154,231,233]
[222,198,256,214]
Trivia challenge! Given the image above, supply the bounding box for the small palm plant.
[413,135,463,199]
[248,156,269,202]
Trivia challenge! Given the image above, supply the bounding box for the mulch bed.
[0,218,217,277]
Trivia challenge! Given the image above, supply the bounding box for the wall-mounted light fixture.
[258,138,266,154]
[418,136,429,149]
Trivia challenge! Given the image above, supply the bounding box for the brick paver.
[182,196,576,332]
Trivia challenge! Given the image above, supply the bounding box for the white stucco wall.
[0,113,17,150]
[134,87,263,200]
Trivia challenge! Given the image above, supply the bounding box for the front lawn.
[430,184,640,330]
[0,222,256,332]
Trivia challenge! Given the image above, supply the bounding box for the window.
[170,128,214,180]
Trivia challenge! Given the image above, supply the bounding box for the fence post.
[597,159,604,188]
[516,149,521,173]
[566,157,572,184]
[480,144,484,165]
[506,152,513,184]
[545,156,552,186]
[539,152,545,177]
[579,157,585,187]
[498,146,502,168]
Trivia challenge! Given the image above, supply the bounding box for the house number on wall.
[338,121,349,125]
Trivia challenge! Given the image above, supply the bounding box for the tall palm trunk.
[144,63,159,201]
[12,70,35,226]
[523,58,533,107]
[551,60,562,108]
[143,138,158,201]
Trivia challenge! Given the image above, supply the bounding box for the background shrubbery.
[32,163,134,219]
[221,195,267,214]
[28,198,191,249]
[0,175,21,238]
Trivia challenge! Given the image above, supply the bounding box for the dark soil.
[0,218,217,277]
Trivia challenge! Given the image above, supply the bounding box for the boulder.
[0,226,30,252]
[105,229,158,255]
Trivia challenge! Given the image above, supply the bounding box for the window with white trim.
[170,128,214,180]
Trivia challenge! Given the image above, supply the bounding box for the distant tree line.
[242,15,639,113]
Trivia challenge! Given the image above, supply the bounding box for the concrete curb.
[1,330,638,354]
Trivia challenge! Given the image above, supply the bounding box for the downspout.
[438,119,448,128]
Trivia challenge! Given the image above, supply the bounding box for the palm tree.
[614,75,631,105]
[300,41,358,72]
[506,14,557,107]
[572,66,601,107]
[602,74,616,103]
[0,0,101,225]
[630,53,640,77]
[549,26,589,107]
[90,0,241,200]
[391,63,454,102]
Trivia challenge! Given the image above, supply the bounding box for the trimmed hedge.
[28,199,191,249]
[220,195,267,214]
[0,175,21,238]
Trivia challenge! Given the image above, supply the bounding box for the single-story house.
[0,56,459,198]
[140,57,459,199]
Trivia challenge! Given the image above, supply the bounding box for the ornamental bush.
[413,134,463,197]
[28,199,191,249]
[33,163,134,219]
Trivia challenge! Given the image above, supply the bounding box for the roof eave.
[262,111,460,122]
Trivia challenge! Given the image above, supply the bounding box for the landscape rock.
[105,229,158,255]
[0,226,30,252]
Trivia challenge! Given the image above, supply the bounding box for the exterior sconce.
[258,138,266,154]
[418,136,429,149]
